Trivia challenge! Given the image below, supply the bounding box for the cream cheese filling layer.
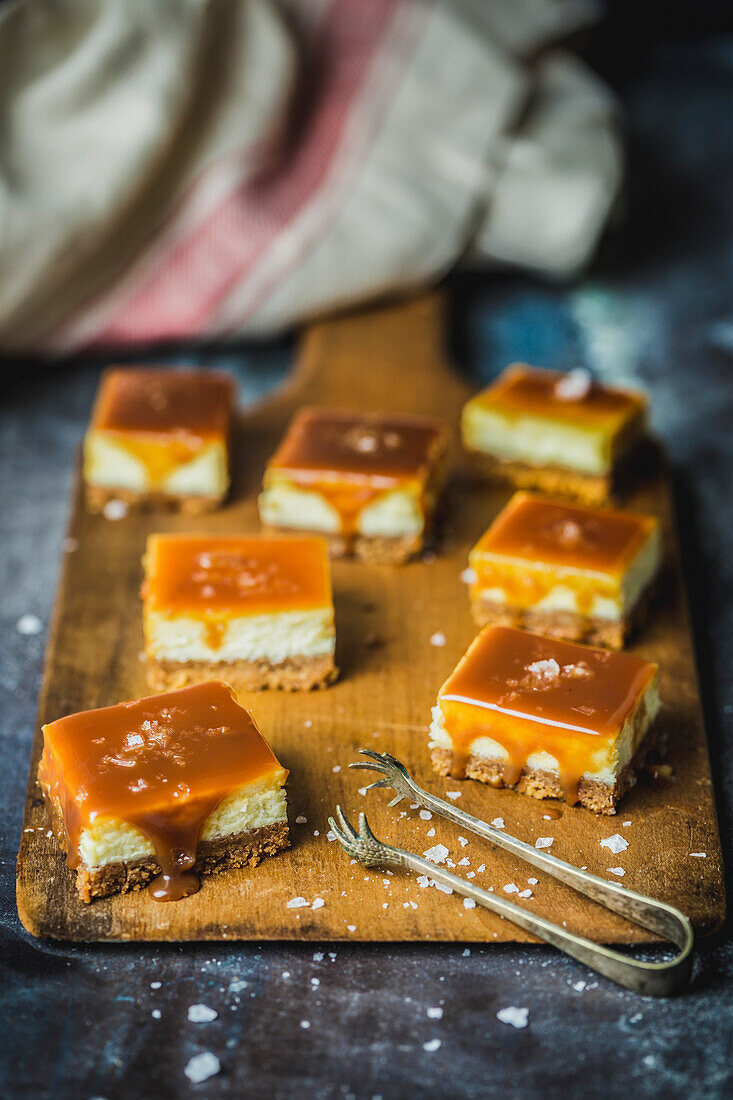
[258,480,424,537]
[428,680,660,786]
[145,607,335,665]
[72,775,288,869]
[474,527,661,622]
[462,404,615,475]
[83,432,228,497]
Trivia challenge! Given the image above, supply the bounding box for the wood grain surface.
[16,294,725,943]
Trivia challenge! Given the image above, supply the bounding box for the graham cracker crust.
[431,726,658,815]
[262,526,423,565]
[86,483,225,516]
[470,581,656,650]
[76,822,290,903]
[465,451,613,506]
[147,652,338,693]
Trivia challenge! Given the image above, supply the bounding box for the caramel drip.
[471,560,614,616]
[40,682,286,902]
[106,434,203,487]
[439,625,656,806]
[476,365,645,427]
[144,535,332,618]
[205,620,227,651]
[268,407,444,535]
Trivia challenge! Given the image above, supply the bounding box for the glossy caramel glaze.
[90,368,234,486]
[39,682,287,901]
[438,625,657,804]
[143,535,333,627]
[469,493,658,614]
[265,407,446,533]
[473,365,647,429]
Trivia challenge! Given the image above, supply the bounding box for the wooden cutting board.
[16,294,725,943]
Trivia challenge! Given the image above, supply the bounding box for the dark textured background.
[1,26,732,1100]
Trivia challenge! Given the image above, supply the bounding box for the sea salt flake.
[300,1020,310,1030]
[528,877,538,885]
[423,1039,442,1052]
[518,890,533,899]
[287,897,309,909]
[690,852,707,857]
[332,765,341,773]
[424,844,450,864]
[503,883,519,894]
[555,367,592,400]
[460,567,477,585]
[150,981,162,989]
[445,791,461,800]
[463,898,476,910]
[607,867,625,877]
[184,1052,220,1084]
[430,631,447,647]
[600,834,629,854]
[477,864,486,873]
[427,1007,443,1019]
[458,857,470,867]
[491,817,505,829]
[420,810,433,820]
[573,980,586,992]
[188,1004,217,1023]
[311,898,325,910]
[527,658,560,683]
[152,1009,161,1019]
[622,820,632,827]
[346,924,356,932]
[102,499,128,521]
[497,1006,529,1030]
[427,828,436,837]
[458,836,469,847]
[16,614,43,635]
[417,875,431,888]
[434,881,453,895]
[466,871,475,879]
[326,830,338,842]
[535,837,554,849]
[295,815,307,824]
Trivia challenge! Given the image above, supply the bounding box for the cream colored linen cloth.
[0,0,621,351]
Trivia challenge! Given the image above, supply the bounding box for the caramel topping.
[90,368,233,486]
[438,625,657,804]
[144,536,332,631]
[266,407,446,533]
[473,365,646,429]
[39,682,287,901]
[469,493,657,613]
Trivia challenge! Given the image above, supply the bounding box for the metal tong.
[329,750,694,996]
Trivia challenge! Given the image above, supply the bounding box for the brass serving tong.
[329,750,693,996]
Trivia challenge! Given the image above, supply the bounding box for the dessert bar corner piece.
[83,367,235,514]
[429,624,660,813]
[461,365,648,505]
[38,681,290,903]
[142,534,337,692]
[468,492,661,649]
[258,406,448,563]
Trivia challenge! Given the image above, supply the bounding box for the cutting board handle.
[286,291,458,410]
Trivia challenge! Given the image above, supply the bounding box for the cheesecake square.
[258,407,448,563]
[83,368,234,514]
[38,681,290,902]
[461,365,648,504]
[468,492,661,649]
[142,534,337,692]
[429,624,660,813]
